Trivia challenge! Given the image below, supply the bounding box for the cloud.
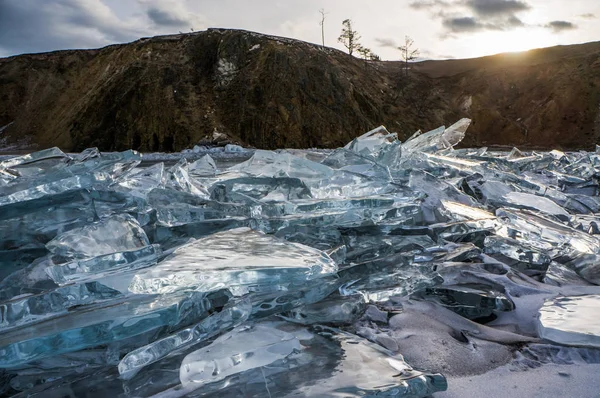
[408,0,453,10]
[410,0,530,36]
[465,0,530,17]
[443,16,486,32]
[375,38,397,48]
[442,14,523,33]
[141,0,207,29]
[545,20,577,32]
[147,8,189,26]
[0,0,145,57]
[0,0,210,57]
[579,13,596,19]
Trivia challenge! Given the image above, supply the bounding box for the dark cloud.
[408,0,452,10]
[143,1,206,28]
[442,14,523,33]
[442,16,488,32]
[579,13,596,19]
[147,8,189,26]
[0,0,142,57]
[0,0,208,57]
[506,15,524,27]
[411,0,530,35]
[545,20,577,32]
[375,38,397,48]
[465,0,530,17]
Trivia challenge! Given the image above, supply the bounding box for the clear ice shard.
[129,227,337,295]
[419,284,515,320]
[502,191,570,216]
[176,322,447,397]
[118,298,252,380]
[343,125,403,169]
[46,214,150,259]
[402,118,470,155]
[179,323,303,388]
[45,243,162,284]
[280,294,367,325]
[187,154,218,177]
[0,282,122,331]
[538,295,600,348]
[0,290,220,368]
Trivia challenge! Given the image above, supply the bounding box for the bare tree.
[398,35,419,76]
[338,19,361,56]
[319,9,328,46]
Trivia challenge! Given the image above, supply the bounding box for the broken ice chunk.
[2,148,71,178]
[210,176,312,202]
[164,159,210,198]
[187,154,218,177]
[402,119,470,155]
[0,282,122,331]
[129,227,337,295]
[46,214,150,260]
[343,125,403,169]
[442,118,471,148]
[538,295,600,348]
[0,291,217,368]
[281,294,367,325]
[116,163,164,197]
[229,150,334,180]
[177,322,447,397]
[409,170,480,223]
[0,147,70,171]
[339,256,442,303]
[503,192,570,217]
[118,299,251,380]
[321,148,392,180]
[344,125,396,156]
[45,244,162,285]
[179,323,302,387]
[419,284,515,320]
[440,200,496,221]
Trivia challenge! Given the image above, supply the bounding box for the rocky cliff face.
[0,29,599,151]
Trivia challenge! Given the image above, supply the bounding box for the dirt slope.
[0,29,598,151]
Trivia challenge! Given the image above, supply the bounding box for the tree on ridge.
[398,35,419,76]
[338,19,361,56]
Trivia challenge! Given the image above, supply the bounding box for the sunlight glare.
[462,28,557,57]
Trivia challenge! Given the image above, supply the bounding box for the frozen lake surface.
[1,120,600,397]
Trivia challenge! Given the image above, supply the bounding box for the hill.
[0,28,599,151]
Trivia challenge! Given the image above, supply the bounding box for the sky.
[0,0,598,60]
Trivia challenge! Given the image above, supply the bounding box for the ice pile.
[2,119,600,396]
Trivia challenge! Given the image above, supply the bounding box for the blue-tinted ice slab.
[0,290,217,367]
[45,243,162,284]
[343,125,403,169]
[165,160,210,198]
[187,154,218,177]
[46,214,150,259]
[175,322,447,397]
[402,119,470,155]
[538,295,600,348]
[230,149,334,180]
[179,323,302,388]
[116,162,164,197]
[129,227,337,295]
[118,299,251,379]
[0,282,122,331]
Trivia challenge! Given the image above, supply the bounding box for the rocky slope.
[0,28,598,151]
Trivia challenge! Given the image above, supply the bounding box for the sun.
[463,28,557,57]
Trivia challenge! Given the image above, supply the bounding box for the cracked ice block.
[129,227,337,295]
